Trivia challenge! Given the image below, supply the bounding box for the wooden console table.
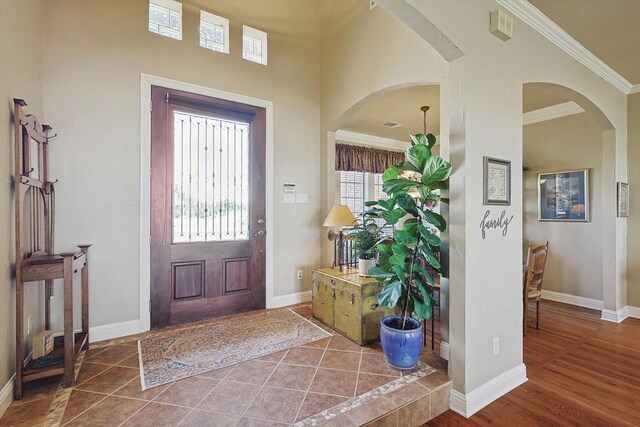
[13,99,91,399]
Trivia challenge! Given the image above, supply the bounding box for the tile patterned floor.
[0,304,449,427]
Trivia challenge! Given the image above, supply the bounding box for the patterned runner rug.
[138,308,331,390]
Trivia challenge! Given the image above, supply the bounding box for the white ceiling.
[339,2,639,141]
[339,85,440,141]
[527,0,640,85]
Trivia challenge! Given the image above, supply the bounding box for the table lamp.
[323,205,357,271]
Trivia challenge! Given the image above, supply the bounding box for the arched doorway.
[325,83,451,360]
[522,82,616,331]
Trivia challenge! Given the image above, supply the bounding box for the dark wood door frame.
[140,76,274,332]
[150,85,267,328]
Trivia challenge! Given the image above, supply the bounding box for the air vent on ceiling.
[383,121,402,128]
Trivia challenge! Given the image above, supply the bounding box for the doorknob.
[254,230,266,236]
[257,218,264,225]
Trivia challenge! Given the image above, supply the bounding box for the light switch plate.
[296,193,308,204]
[283,193,296,204]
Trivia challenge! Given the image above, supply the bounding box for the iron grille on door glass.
[172,111,250,243]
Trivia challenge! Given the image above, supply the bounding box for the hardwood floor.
[427,300,640,426]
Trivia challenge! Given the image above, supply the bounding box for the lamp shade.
[323,205,357,227]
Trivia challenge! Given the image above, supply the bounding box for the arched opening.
[521,82,616,355]
[325,83,451,359]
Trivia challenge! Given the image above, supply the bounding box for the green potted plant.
[365,133,451,369]
[347,214,382,276]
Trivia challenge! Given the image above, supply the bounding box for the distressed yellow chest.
[312,268,395,346]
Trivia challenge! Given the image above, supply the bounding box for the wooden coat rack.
[13,99,91,399]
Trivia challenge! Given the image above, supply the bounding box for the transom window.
[242,25,268,65]
[149,0,182,40]
[200,11,229,54]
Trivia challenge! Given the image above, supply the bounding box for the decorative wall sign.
[479,210,513,239]
[618,182,629,217]
[483,157,511,206]
[538,169,589,222]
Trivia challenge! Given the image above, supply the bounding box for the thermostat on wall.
[490,7,513,41]
[284,183,296,193]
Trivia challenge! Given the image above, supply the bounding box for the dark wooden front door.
[150,86,266,328]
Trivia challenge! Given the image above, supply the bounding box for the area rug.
[138,308,332,390]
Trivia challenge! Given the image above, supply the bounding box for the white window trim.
[200,11,229,54]
[242,25,268,66]
[151,0,181,10]
[149,0,183,40]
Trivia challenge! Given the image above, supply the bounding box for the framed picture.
[538,169,589,222]
[618,182,629,217]
[483,156,511,205]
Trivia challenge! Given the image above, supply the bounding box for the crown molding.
[495,0,633,95]
[629,84,640,95]
[523,101,584,125]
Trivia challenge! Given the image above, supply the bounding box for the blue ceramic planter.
[380,315,423,370]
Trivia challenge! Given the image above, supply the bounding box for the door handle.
[254,230,266,236]
[257,218,265,225]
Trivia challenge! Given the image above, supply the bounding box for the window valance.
[335,143,404,174]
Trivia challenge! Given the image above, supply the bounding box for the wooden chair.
[13,99,90,399]
[523,241,549,336]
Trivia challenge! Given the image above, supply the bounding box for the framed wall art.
[538,169,589,222]
[617,182,629,217]
[483,156,511,206]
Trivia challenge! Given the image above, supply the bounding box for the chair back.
[523,243,533,290]
[525,242,549,292]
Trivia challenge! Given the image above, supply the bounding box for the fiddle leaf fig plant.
[365,133,451,329]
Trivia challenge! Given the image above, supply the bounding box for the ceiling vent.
[383,121,402,128]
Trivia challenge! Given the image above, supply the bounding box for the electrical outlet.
[297,270,303,280]
[492,337,500,355]
[27,316,32,335]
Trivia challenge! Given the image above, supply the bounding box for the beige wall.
[0,0,45,409]
[319,0,444,266]
[41,0,322,329]
[628,93,640,307]
[319,0,628,401]
[393,0,627,399]
[523,113,603,301]
[0,0,634,416]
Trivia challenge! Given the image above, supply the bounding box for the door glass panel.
[172,111,250,243]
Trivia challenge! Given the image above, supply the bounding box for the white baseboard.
[626,305,640,319]
[439,341,450,361]
[0,374,15,419]
[64,293,315,346]
[450,363,527,418]
[601,307,628,323]
[52,320,144,344]
[89,319,142,343]
[541,290,603,310]
[268,290,312,308]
